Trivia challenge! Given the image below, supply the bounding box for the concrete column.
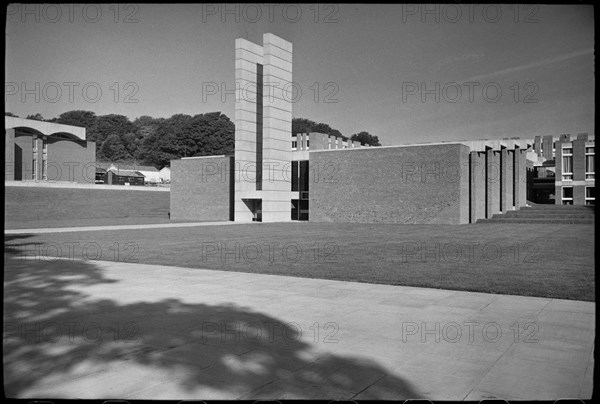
[500,148,508,213]
[506,150,515,210]
[500,148,514,212]
[261,33,293,222]
[542,135,553,160]
[514,149,527,208]
[470,151,486,222]
[534,135,541,156]
[5,128,15,180]
[234,37,264,222]
[328,135,336,149]
[554,146,563,205]
[36,137,43,181]
[486,148,501,218]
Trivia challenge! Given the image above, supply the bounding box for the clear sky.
[5,3,594,145]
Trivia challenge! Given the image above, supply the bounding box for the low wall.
[309,143,471,224]
[170,156,233,221]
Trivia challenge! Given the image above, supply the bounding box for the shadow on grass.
[3,252,421,399]
[3,234,43,256]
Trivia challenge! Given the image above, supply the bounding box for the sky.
[5,3,594,145]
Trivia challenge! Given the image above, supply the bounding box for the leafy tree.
[99,133,133,161]
[91,114,136,155]
[292,118,347,140]
[138,112,234,168]
[5,112,19,117]
[351,131,381,146]
[133,116,163,141]
[25,113,45,121]
[50,110,97,130]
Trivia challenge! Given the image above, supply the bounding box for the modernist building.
[170,33,594,224]
[5,116,96,184]
[527,133,595,205]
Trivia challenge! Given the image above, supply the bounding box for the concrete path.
[5,181,170,191]
[3,258,594,400]
[4,221,239,234]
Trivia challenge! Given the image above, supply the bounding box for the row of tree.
[6,111,380,168]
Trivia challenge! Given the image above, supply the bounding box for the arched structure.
[5,116,96,183]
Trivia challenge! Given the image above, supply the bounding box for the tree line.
[6,111,381,168]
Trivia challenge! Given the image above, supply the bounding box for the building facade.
[169,33,593,224]
[5,117,96,184]
[528,133,595,205]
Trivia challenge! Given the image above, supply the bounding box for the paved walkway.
[3,259,594,400]
[5,221,239,234]
[5,181,170,191]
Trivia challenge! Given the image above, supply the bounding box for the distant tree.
[50,110,97,130]
[28,109,235,168]
[133,115,162,141]
[99,133,133,161]
[5,112,19,117]
[138,112,234,168]
[25,113,45,121]
[292,118,347,140]
[351,131,381,146]
[91,114,136,155]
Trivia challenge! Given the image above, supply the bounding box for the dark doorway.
[243,199,262,222]
[14,144,22,181]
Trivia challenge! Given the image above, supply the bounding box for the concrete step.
[477,218,594,224]
[520,205,595,211]
[501,212,595,219]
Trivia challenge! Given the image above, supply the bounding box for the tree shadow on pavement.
[3,251,422,399]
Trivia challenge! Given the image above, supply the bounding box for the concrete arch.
[5,117,86,140]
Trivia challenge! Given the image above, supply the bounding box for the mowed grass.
[6,222,594,301]
[4,186,170,229]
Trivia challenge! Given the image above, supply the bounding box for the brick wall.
[47,138,96,183]
[573,139,586,181]
[309,143,470,224]
[574,185,586,205]
[170,156,233,221]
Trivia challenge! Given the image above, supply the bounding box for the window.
[562,147,573,181]
[42,138,47,151]
[292,141,297,150]
[586,147,594,180]
[586,187,595,205]
[562,187,573,205]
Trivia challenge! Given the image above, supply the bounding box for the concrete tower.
[234,33,293,222]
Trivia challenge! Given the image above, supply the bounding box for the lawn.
[4,186,170,229]
[5,222,594,301]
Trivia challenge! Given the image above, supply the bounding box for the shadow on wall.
[4,236,421,399]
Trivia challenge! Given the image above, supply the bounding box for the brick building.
[529,133,595,205]
[170,33,594,224]
[5,116,96,184]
